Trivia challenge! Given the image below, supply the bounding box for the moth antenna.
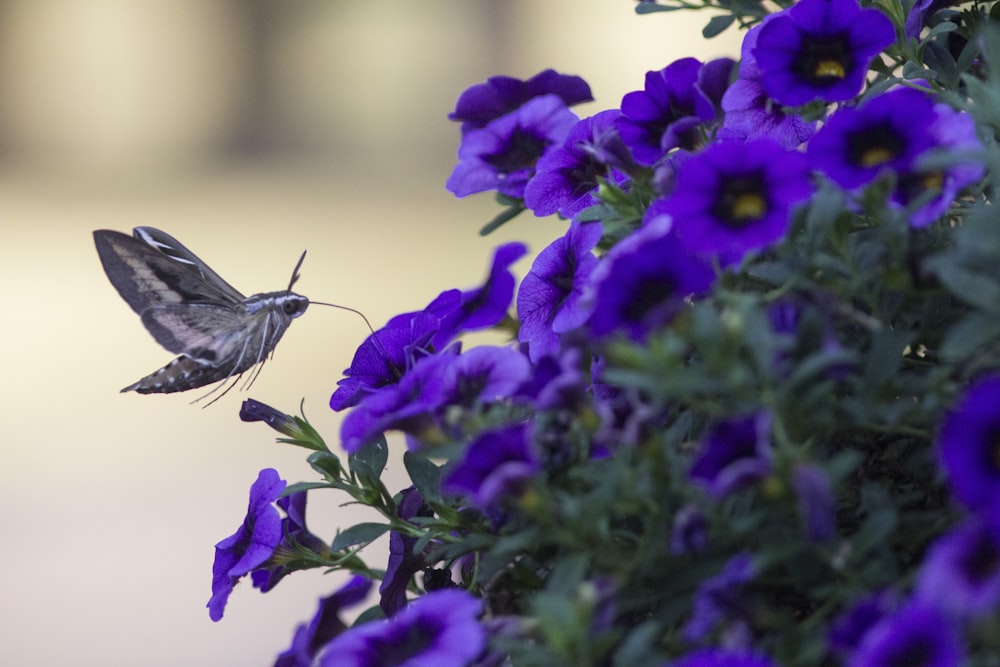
[287,250,307,291]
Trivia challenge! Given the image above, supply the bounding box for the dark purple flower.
[433,242,528,348]
[655,138,812,266]
[670,648,779,667]
[689,412,773,498]
[938,374,1000,514]
[443,424,540,508]
[914,518,1000,619]
[905,0,954,41]
[252,492,330,593]
[617,58,734,165]
[449,69,592,133]
[517,221,602,362]
[380,487,431,617]
[683,553,756,642]
[848,604,963,667]
[315,588,485,667]
[240,399,297,435]
[585,217,715,341]
[897,102,983,228]
[807,88,938,191]
[441,346,531,408]
[339,351,456,453]
[274,576,373,667]
[828,591,899,656]
[208,468,287,622]
[718,20,817,149]
[671,505,709,555]
[792,463,836,542]
[447,95,579,199]
[524,110,628,218]
[753,0,895,107]
[330,294,456,411]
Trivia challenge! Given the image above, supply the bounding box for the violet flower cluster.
[206,1,1000,665]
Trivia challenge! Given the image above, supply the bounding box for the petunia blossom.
[315,589,485,667]
[752,0,895,107]
[208,468,287,622]
[274,576,373,667]
[914,517,1000,620]
[848,603,963,667]
[689,412,773,498]
[443,424,540,508]
[937,374,1000,514]
[517,221,602,362]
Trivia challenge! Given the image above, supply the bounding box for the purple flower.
[828,591,899,656]
[718,20,817,149]
[683,553,756,642]
[897,102,983,228]
[252,492,330,593]
[848,604,964,667]
[443,424,540,508]
[330,295,454,411]
[240,399,297,435]
[669,648,779,667]
[433,242,528,348]
[339,351,455,453]
[792,463,836,542]
[807,88,938,191]
[208,468,287,621]
[524,110,628,218]
[449,69,592,133]
[380,487,431,617]
[938,374,1000,514]
[315,589,485,667]
[440,346,530,408]
[585,217,715,341]
[617,57,734,165]
[671,505,708,555]
[689,412,773,498]
[914,518,1000,619]
[752,0,895,107]
[274,576,373,667]
[447,95,579,200]
[517,221,602,362]
[655,138,812,266]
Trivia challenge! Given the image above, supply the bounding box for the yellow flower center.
[732,192,768,221]
[861,147,894,168]
[814,59,846,79]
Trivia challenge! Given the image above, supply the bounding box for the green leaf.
[331,522,390,552]
[940,313,1000,361]
[308,451,344,480]
[281,481,333,497]
[702,14,735,39]
[349,434,389,480]
[634,3,683,14]
[480,202,526,236]
[404,451,442,503]
[926,262,1000,313]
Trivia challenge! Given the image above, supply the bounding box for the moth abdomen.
[122,355,220,394]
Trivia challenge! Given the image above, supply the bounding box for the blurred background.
[0,2,740,665]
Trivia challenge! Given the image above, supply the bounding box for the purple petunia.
[585,217,715,341]
[652,138,813,266]
[449,69,592,134]
[689,412,773,498]
[752,0,895,107]
[275,576,373,667]
[208,468,287,622]
[828,591,899,656]
[914,517,1000,620]
[848,603,964,667]
[440,346,530,408]
[447,95,579,200]
[443,424,540,508]
[938,374,1000,514]
[617,57,734,166]
[517,221,602,361]
[792,463,836,542]
[524,110,630,218]
[380,487,431,617]
[807,88,937,191]
[683,553,756,642]
[315,588,485,667]
[251,491,330,593]
[669,648,779,667]
[718,19,817,149]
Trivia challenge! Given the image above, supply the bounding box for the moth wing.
[93,228,245,316]
[140,303,247,361]
[132,227,245,302]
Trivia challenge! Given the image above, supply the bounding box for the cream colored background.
[0,2,740,665]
